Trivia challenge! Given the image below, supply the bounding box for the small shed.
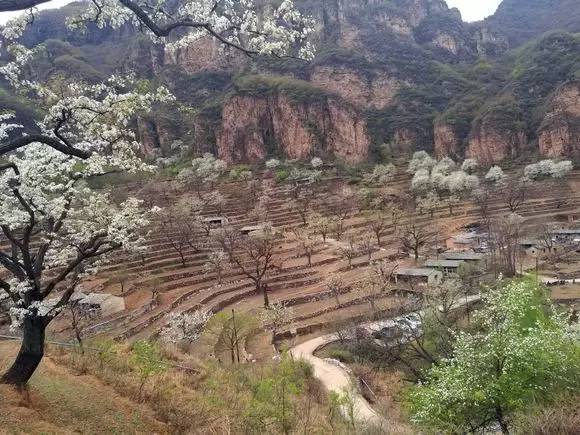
[395,268,443,286]
[240,225,266,235]
[442,251,484,262]
[519,239,543,256]
[553,229,580,244]
[424,259,465,273]
[203,216,228,228]
[70,292,125,317]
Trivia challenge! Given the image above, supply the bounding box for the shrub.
[328,349,355,364]
[275,169,290,183]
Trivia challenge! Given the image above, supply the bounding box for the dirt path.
[291,334,386,427]
[290,295,481,428]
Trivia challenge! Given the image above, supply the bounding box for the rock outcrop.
[434,120,461,159]
[215,94,369,163]
[164,38,245,73]
[310,67,400,109]
[466,122,527,165]
[539,81,580,158]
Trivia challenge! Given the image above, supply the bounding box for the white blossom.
[160,310,212,344]
[461,158,478,174]
[265,158,281,169]
[408,151,436,174]
[310,157,323,168]
[485,165,506,184]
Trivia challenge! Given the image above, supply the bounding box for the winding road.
[290,295,481,427]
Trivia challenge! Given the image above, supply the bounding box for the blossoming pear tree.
[1,0,315,60]
[408,279,580,434]
[0,54,172,385]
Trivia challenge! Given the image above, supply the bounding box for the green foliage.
[244,354,313,433]
[511,32,580,130]
[228,164,253,180]
[407,279,580,433]
[52,55,105,82]
[312,47,375,79]
[275,169,290,183]
[129,341,166,396]
[233,74,333,105]
[327,349,355,364]
[486,0,580,47]
[473,94,526,133]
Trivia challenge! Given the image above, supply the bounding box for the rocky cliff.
[539,81,580,158]
[206,93,369,163]
[434,120,461,159]
[11,0,580,164]
[466,122,528,165]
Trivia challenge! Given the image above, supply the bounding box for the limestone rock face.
[164,38,245,73]
[466,122,527,165]
[434,120,461,159]
[539,81,580,158]
[215,95,369,164]
[392,128,419,154]
[431,33,459,55]
[310,67,400,109]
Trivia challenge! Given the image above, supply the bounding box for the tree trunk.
[262,284,270,307]
[1,317,46,386]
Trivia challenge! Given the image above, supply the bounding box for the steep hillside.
[4,0,580,164]
[485,0,580,47]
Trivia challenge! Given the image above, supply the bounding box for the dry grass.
[0,341,168,434]
[0,339,351,434]
[515,395,580,435]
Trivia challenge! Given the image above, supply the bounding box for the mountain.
[4,0,580,165]
[485,0,580,47]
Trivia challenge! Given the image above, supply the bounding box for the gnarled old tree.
[227,224,281,308]
[0,0,314,386]
[0,81,168,385]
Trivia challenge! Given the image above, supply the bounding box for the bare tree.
[311,213,332,242]
[289,187,314,226]
[357,235,375,262]
[291,227,317,267]
[325,186,358,240]
[489,213,524,277]
[158,202,202,267]
[325,276,346,306]
[111,271,131,293]
[368,212,391,246]
[353,263,394,313]
[338,237,359,269]
[229,225,281,307]
[400,222,432,261]
[68,298,93,354]
[501,179,527,213]
[212,224,241,263]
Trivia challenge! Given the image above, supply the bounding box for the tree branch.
[0,0,52,12]
[0,135,91,159]
[117,0,258,56]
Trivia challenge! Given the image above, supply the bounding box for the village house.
[442,251,484,262]
[395,268,443,286]
[203,216,229,228]
[423,259,465,274]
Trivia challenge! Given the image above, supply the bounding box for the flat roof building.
[424,259,465,272]
[395,268,443,286]
[442,251,484,262]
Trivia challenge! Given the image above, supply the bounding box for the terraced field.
[37,169,580,350]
